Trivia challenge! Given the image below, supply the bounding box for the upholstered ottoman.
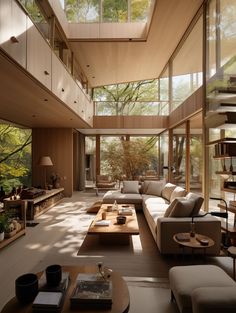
[169,265,236,313]
[192,286,236,313]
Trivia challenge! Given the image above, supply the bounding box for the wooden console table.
[4,188,64,220]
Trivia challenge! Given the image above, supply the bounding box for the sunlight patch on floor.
[131,235,143,253]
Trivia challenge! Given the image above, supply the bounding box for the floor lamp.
[38,156,53,190]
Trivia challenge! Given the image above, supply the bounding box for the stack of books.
[95,220,111,226]
[70,273,112,309]
[32,272,70,312]
[118,207,133,216]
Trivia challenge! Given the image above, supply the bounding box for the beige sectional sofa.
[102,180,222,255]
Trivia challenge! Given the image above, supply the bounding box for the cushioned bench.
[169,265,236,313]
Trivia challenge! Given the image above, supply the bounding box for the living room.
[1,0,236,312]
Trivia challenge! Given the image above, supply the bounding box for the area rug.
[77,212,177,278]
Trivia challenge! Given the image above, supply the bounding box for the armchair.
[96,175,116,189]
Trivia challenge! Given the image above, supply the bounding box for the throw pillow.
[87,200,102,213]
[164,199,178,217]
[146,180,166,197]
[161,183,177,201]
[169,198,195,217]
[142,181,151,194]
[186,192,204,216]
[170,186,187,202]
[123,180,139,194]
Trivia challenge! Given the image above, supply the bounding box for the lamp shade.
[38,156,53,166]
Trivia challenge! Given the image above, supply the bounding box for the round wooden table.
[1,265,130,313]
[173,232,215,257]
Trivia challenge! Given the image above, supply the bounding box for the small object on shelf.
[196,237,209,246]
[190,222,195,237]
[175,233,190,242]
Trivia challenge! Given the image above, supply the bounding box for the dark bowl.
[15,273,38,304]
[117,216,126,224]
[46,264,62,287]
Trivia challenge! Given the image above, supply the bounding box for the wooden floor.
[0,191,234,312]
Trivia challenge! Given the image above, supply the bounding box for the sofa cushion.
[123,180,139,194]
[146,180,166,197]
[103,190,142,204]
[169,198,195,217]
[170,186,187,202]
[186,192,204,216]
[161,183,177,201]
[141,180,151,194]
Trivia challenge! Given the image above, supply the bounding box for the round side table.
[173,232,215,258]
[228,246,236,281]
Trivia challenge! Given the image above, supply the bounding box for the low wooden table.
[173,232,215,257]
[88,204,139,244]
[0,265,130,313]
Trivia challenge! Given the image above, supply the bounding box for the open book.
[95,220,111,226]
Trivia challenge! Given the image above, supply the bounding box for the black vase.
[15,273,38,304]
[46,264,62,287]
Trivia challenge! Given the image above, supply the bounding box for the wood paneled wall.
[168,86,203,128]
[32,128,73,197]
[93,115,168,129]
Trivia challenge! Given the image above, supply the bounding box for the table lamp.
[38,156,53,189]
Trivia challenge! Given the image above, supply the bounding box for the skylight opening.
[63,0,154,23]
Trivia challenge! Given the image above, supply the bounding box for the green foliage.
[64,0,151,22]
[103,0,127,22]
[0,214,8,233]
[65,0,99,22]
[101,137,158,180]
[0,124,31,192]
[94,79,158,115]
[131,0,150,22]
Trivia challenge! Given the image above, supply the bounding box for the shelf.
[218,203,236,214]
[215,171,236,175]
[222,188,236,194]
[0,229,26,249]
[207,137,236,146]
[213,155,235,159]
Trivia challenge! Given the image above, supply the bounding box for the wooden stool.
[228,246,236,281]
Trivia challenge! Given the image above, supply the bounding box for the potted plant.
[0,214,8,242]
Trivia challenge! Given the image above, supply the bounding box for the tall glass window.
[0,123,31,193]
[220,0,236,67]
[172,124,186,188]
[207,0,217,78]
[172,16,203,111]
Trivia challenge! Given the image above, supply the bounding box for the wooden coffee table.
[0,265,130,313]
[88,204,139,244]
